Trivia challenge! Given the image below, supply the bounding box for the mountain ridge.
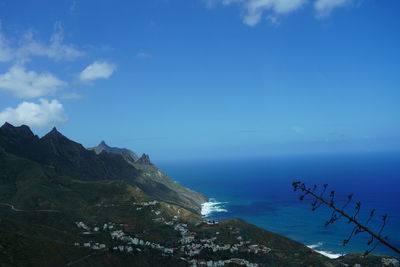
[0,122,207,213]
[0,122,397,267]
[88,140,139,164]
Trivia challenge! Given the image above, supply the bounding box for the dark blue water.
[157,152,400,257]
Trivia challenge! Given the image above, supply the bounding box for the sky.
[0,0,399,161]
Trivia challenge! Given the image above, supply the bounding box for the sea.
[157,151,400,258]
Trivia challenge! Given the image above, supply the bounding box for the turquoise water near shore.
[158,152,400,257]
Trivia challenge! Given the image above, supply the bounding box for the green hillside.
[0,123,398,267]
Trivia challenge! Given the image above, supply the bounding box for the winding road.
[0,203,60,212]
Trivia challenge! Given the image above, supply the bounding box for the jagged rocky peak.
[39,126,92,160]
[0,122,35,138]
[0,122,40,160]
[137,153,152,165]
[99,140,107,146]
[42,126,65,139]
[1,122,14,129]
[88,140,139,163]
[93,140,109,151]
[1,122,15,129]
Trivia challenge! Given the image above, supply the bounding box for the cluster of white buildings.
[75,221,122,234]
[178,234,270,257]
[132,200,159,207]
[75,221,89,231]
[112,245,133,252]
[103,222,119,230]
[188,258,258,267]
[110,229,175,255]
[382,258,399,267]
[132,201,161,214]
[73,205,271,266]
[74,241,106,250]
[164,220,270,257]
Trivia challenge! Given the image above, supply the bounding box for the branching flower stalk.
[292,181,400,255]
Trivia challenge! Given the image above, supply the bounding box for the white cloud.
[314,0,351,17]
[245,0,307,26]
[206,0,307,26]
[0,99,67,128]
[204,0,356,25]
[0,65,66,98]
[79,61,116,81]
[0,27,84,62]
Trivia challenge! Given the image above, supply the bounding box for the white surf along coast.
[307,242,343,259]
[200,201,343,259]
[201,199,228,217]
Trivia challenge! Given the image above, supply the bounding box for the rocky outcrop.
[137,153,152,165]
[88,140,139,164]
[0,122,41,160]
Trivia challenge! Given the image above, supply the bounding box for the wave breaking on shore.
[201,199,228,217]
[307,242,343,259]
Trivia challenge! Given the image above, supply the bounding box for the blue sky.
[0,0,399,161]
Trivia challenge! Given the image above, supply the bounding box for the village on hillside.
[73,200,271,267]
